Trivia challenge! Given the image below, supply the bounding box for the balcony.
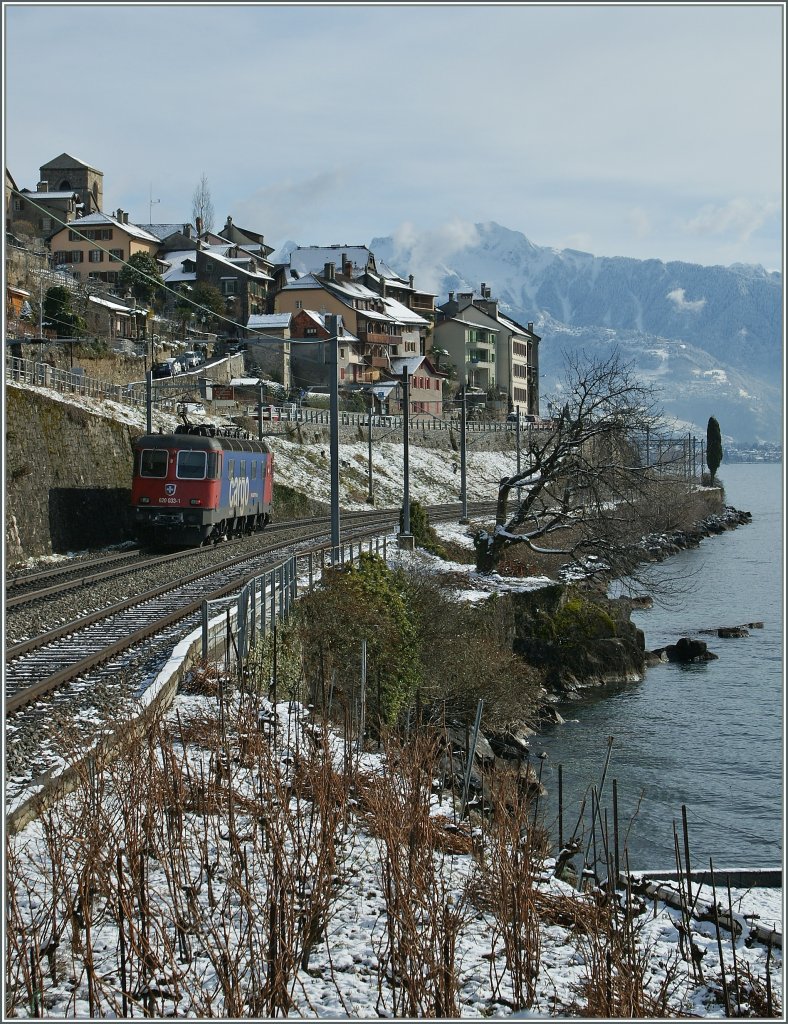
[358,329,402,346]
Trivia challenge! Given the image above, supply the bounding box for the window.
[228,459,235,478]
[13,198,22,211]
[305,327,317,336]
[251,461,257,480]
[140,449,168,478]
[89,249,103,262]
[109,249,123,262]
[239,460,246,477]
[295,300,303,309]
[220,279,237,296]
[40,217,52,231]
[177,450,207,479]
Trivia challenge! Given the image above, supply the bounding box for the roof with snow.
[380,295,429,326]
[20,189,80,201]
[246,313,292,330]
[59,212,160,244]
[161,252,198,283]
[281,273,324,291]
[139,223,196,241]
[88,295,134,314]
[40,152,102,173]
[297,309,358,341]
[389,355,445,378]
[200,249,272,281]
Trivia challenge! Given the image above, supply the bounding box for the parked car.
[506,412,538,427]
[182,350,201,369]
[152,360,175,379]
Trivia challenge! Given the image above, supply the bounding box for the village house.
[244,312,292,389]
[48,209,160,288]
[433,285,540,416]
[274,257,430,383]
[287,308,366,392]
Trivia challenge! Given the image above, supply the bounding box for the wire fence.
[5,352,704,477]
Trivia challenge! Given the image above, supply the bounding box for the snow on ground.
[5,695,782,1019]
[5,378,783,1018]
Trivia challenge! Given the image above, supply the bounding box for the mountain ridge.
[370,222,783,443]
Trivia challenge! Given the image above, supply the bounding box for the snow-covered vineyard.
[5,678,782,1019]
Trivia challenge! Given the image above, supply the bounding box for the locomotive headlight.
[190,498,202,506]
[139,496,151,504]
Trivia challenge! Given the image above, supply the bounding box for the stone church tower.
[38,153,103,214]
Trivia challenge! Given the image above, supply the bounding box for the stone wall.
[5,386,138,565]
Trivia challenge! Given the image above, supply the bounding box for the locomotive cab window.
[139,449,168,478]
[177,450,207,479]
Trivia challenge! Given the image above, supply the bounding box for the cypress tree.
[706,416,723,484]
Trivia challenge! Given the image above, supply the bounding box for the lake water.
[532,462,783,872]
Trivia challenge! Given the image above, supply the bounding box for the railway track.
[5,503,495,610]
[5,501,494,719]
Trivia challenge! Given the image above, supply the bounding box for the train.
[131,425,273,547]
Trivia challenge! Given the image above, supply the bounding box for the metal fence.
[5,354,179,415]
[201,532,390,669]
[5,352,704,472]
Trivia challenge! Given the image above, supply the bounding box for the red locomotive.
[131,425,273,547]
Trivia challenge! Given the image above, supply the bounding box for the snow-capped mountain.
[371,222,783,443]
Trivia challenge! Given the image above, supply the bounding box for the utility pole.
[258,382,264,442]
[459,384,468,523]
[398,367,414,549]
[326,315,341,561]
[516,403,522,504]
[367,391,374,504]
[146,369,153,434]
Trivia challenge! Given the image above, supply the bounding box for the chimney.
[196,216,203,236]
[183,223,192,239]
[36,181,48,193]
[116,208,123,221]
[527,322,534,333]
[324,261,336,281]
[448,291,454,302]
[409,274,414,288]
[342,254,352,276]
[124,211,129,224]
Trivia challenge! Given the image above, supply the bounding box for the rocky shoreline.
[446,503,755,803]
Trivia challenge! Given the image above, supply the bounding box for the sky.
[2,3,784,272]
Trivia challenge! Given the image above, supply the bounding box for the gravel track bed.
[4,528,322,646]
[5,615,201,811]
[4,521,397,818]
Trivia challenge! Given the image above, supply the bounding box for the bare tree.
[191,172,215,235]
[474,350,674,575]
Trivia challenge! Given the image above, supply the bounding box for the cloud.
[232,170,348,241]
[627,207,652,239]
[685,198,780,242]
[666,287,706,312]
[386,220,482,294]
